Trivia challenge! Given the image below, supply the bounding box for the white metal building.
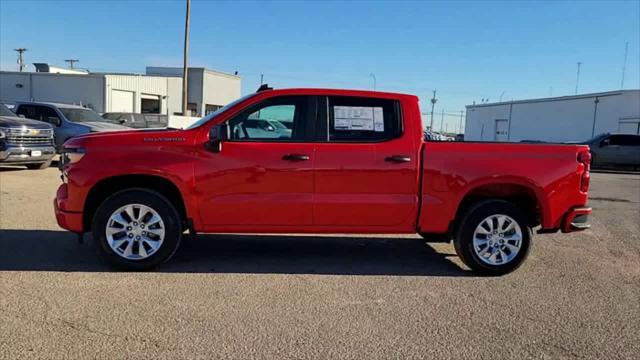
[464,90,640,142]
[0,65,241,117]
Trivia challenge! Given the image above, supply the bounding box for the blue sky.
[1,0,638,130]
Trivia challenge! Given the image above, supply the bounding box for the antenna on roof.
[257,84,273,92]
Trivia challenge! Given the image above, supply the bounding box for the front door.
[312,96,420,230]
[195,95,316,227]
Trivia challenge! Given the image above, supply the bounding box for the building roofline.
[466,89,640,108]
[1,70,104,78]
[145,66,240,79]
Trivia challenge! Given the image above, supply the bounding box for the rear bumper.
[561,207,592,233]
[54,184,84,233]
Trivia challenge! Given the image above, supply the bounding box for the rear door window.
[324,96,402,142]
[16,105,40,120]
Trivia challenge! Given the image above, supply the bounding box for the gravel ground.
[0,166,638,359]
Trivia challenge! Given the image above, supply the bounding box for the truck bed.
[418,141,590,234]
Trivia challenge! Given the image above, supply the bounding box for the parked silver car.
[582,133,640,169]
[15,102,128,151]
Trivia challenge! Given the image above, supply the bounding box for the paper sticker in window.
[334,106,384,132]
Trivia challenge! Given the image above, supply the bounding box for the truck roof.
[15,101,89,109]
[260,87,419,101]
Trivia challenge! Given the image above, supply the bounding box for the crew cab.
[54,87,592,275]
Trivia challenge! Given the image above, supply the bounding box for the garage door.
[618,118,640,134]
[111,90,134,112]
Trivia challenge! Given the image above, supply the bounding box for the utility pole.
[459,110,464,134]
[181,0,191,116]
[369,73,376,90]
[440,109,444,133]
[575,62,582,95]
[429,90,437,131]
[64,59,79,69]
[14,48,27,72]
[621,41,628,89]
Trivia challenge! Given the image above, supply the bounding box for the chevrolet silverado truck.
[55,87,592,275]
[0,104,56,169]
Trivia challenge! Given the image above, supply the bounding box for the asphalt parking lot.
[0,166,638,359]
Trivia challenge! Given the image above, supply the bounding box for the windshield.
[0,104,16,117]
[59,107,106,123]
[185,93,257,130]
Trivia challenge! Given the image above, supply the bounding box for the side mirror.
[48,116,61,126]
[207,123,228,153]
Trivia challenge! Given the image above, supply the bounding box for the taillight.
[578,150,591,193]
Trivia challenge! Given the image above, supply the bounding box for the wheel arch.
[453,181,545,231]
[83,174,189,232]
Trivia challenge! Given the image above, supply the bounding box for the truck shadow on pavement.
[0,230,470,277]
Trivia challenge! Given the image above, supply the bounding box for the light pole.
[440,109,444,133]
[13,48,27,72]
[459,110,464,134]
[181,0,191,116]
[369,73,376,90]
[429,90,437,131]
[64,59,79,69]
[575,62,582,95]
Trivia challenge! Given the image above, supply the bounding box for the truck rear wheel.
[92,189,182,270]
[454,200,532,276]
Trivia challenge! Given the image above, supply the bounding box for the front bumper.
[0,144,56,164]
[54,184,84,233]
[561,207,592,233]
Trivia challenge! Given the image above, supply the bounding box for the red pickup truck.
[55,87,592,275]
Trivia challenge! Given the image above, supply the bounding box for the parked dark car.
[0,104,56,169]
[15,102,128,151]
[582,133,640,169]
[102,112,168,129]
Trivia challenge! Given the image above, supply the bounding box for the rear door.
[312,96,419,230]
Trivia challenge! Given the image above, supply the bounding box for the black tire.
[454,200,532,276]
[92,188,182,270]
[25,160,52,170]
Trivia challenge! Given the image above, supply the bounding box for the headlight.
[61,147,86,165]
[0,128,6,139]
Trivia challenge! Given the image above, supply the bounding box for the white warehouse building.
[0,65,241,117]
[464,90,640,142]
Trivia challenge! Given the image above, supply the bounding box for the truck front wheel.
[92,189,182,270]
[454,200,532,276]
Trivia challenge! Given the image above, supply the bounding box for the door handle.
[385,155,412,163]
[282,153,310,161]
